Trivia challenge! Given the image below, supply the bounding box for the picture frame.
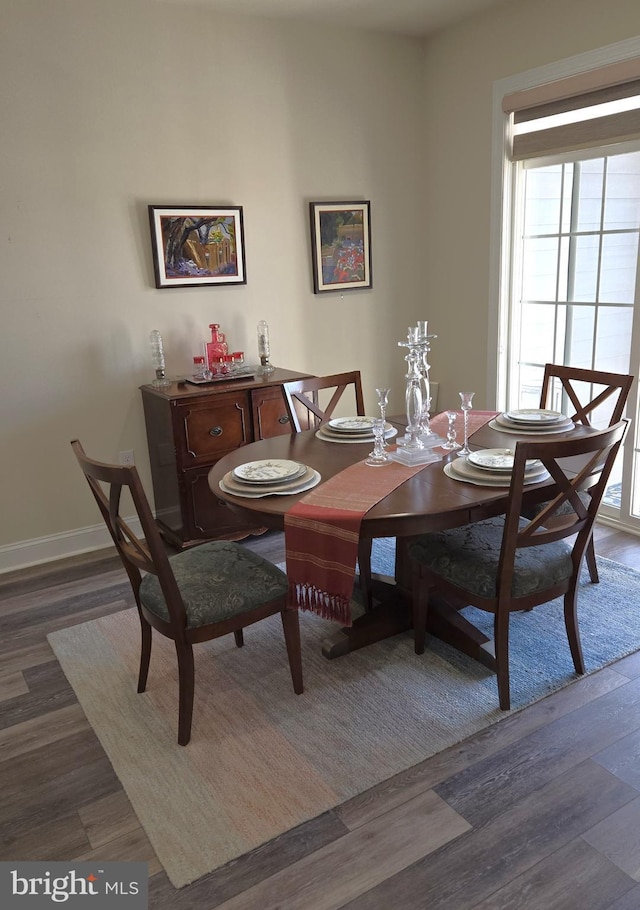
[148,205,246,288]
[309,201,372,294]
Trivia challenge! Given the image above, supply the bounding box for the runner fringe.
[288,581,352,627]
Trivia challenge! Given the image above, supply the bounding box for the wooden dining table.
[208,413,595,667]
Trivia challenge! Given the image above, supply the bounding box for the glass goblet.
[441,411,461,450]
[375,387,390,446]
[458,392,475,456]
[365,418,390,466]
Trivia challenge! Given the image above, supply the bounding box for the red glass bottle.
[206,324,228,371]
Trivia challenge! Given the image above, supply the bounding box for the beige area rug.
[48,557,640,888]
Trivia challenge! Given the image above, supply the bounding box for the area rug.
[47,540,640,888]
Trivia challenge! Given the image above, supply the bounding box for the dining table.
[208,411,596,668]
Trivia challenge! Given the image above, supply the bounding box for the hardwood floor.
[2,525,640,908]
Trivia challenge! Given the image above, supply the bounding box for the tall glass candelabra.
[390,324,444,466]
[416,320,436,437]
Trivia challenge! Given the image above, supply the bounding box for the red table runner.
[284,410,495,625]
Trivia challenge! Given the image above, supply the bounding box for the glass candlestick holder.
[458,392,475,456]
[441,411,461,450]
[149,330,171,388]
[257,320,275,374]
[365,419,390,466]
[375,387,390,446]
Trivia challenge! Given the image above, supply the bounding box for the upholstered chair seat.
[409,517,574,601]
[140,541,289,628]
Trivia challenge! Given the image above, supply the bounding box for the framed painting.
[148,205,246,288]
[309,201,372,294]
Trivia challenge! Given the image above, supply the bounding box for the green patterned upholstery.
[140,541,289,629]
[408,517,573,600]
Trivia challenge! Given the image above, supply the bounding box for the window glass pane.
[522,237,558,300]
[520,303,556,363]
[560,162,574,233]
[576,158,604,231]
[603,151,640,230]
[599,233,639,303]
[571,234,599,301]
[594,305,633,373]
[524,166,563,234]
[517,364,545,409]
[566,305,595,366]
[558,235,569,301]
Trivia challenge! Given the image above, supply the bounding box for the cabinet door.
[175,391,252,468]
[252,386,293,439]
[184,467,259,540]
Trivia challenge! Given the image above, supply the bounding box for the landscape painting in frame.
[309,201,372,294]
[148,205,246,288]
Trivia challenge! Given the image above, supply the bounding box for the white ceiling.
[157,0,511,38]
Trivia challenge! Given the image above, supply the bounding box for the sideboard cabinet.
[140,367,311,547]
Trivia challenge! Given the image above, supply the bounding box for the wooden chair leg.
[357,538,373,611]
[281,608,303,695]
[175,641,195,746]
[412,567,428,655]
[137,614,152,693]
[585,537,599,584]
[234,629,244,648]
[563,588,586,675]
[494,610,511,711]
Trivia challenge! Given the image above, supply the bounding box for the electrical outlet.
[118,449,135,466]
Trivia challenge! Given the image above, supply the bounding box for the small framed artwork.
[309,200,372,294]
[148,205,246,288]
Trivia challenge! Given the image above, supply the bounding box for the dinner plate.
[467,448,542,472]
[444,459,549,487]
[327,416,376,433]
[232,459,303,483]
[492,415,575,434]
[316,424,398,444]
[220,468,321,498]
[504,408,565,424]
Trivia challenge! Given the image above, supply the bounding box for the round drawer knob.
[209,426,223,437]
[278,415,290,424]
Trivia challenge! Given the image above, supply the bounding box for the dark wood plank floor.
[2,525,640,909]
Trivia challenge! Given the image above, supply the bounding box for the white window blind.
[503,59,640,161]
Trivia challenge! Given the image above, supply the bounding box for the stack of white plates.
[444,448,550,487]
[491,408,574,434]
[316,416,398,444]
[219,459,321,498]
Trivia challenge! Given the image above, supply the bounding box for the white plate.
[316,425,398,444]
[220,468,321,498]
[444,459,549,487]
[504,408,565,424]
[232,459,303,483]
[492,415,575,434]
[328,416,376,432]
[467,448,543,472]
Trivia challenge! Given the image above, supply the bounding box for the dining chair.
[281,371,373,608]
[71,440,303,746]
[536,363,634,583]
[282,370,366,432]
[408,420,629,711]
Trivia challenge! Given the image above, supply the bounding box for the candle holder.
[390,324,444,467]
[257,320,275,375]
[149,330,171,388]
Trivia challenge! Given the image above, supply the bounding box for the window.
[493,45,640,531]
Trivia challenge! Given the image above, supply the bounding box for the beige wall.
[3,0,640,568]
[421,0,640,410]
[0,0,426,560]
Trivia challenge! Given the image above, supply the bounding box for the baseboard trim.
[0,518,143,575]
